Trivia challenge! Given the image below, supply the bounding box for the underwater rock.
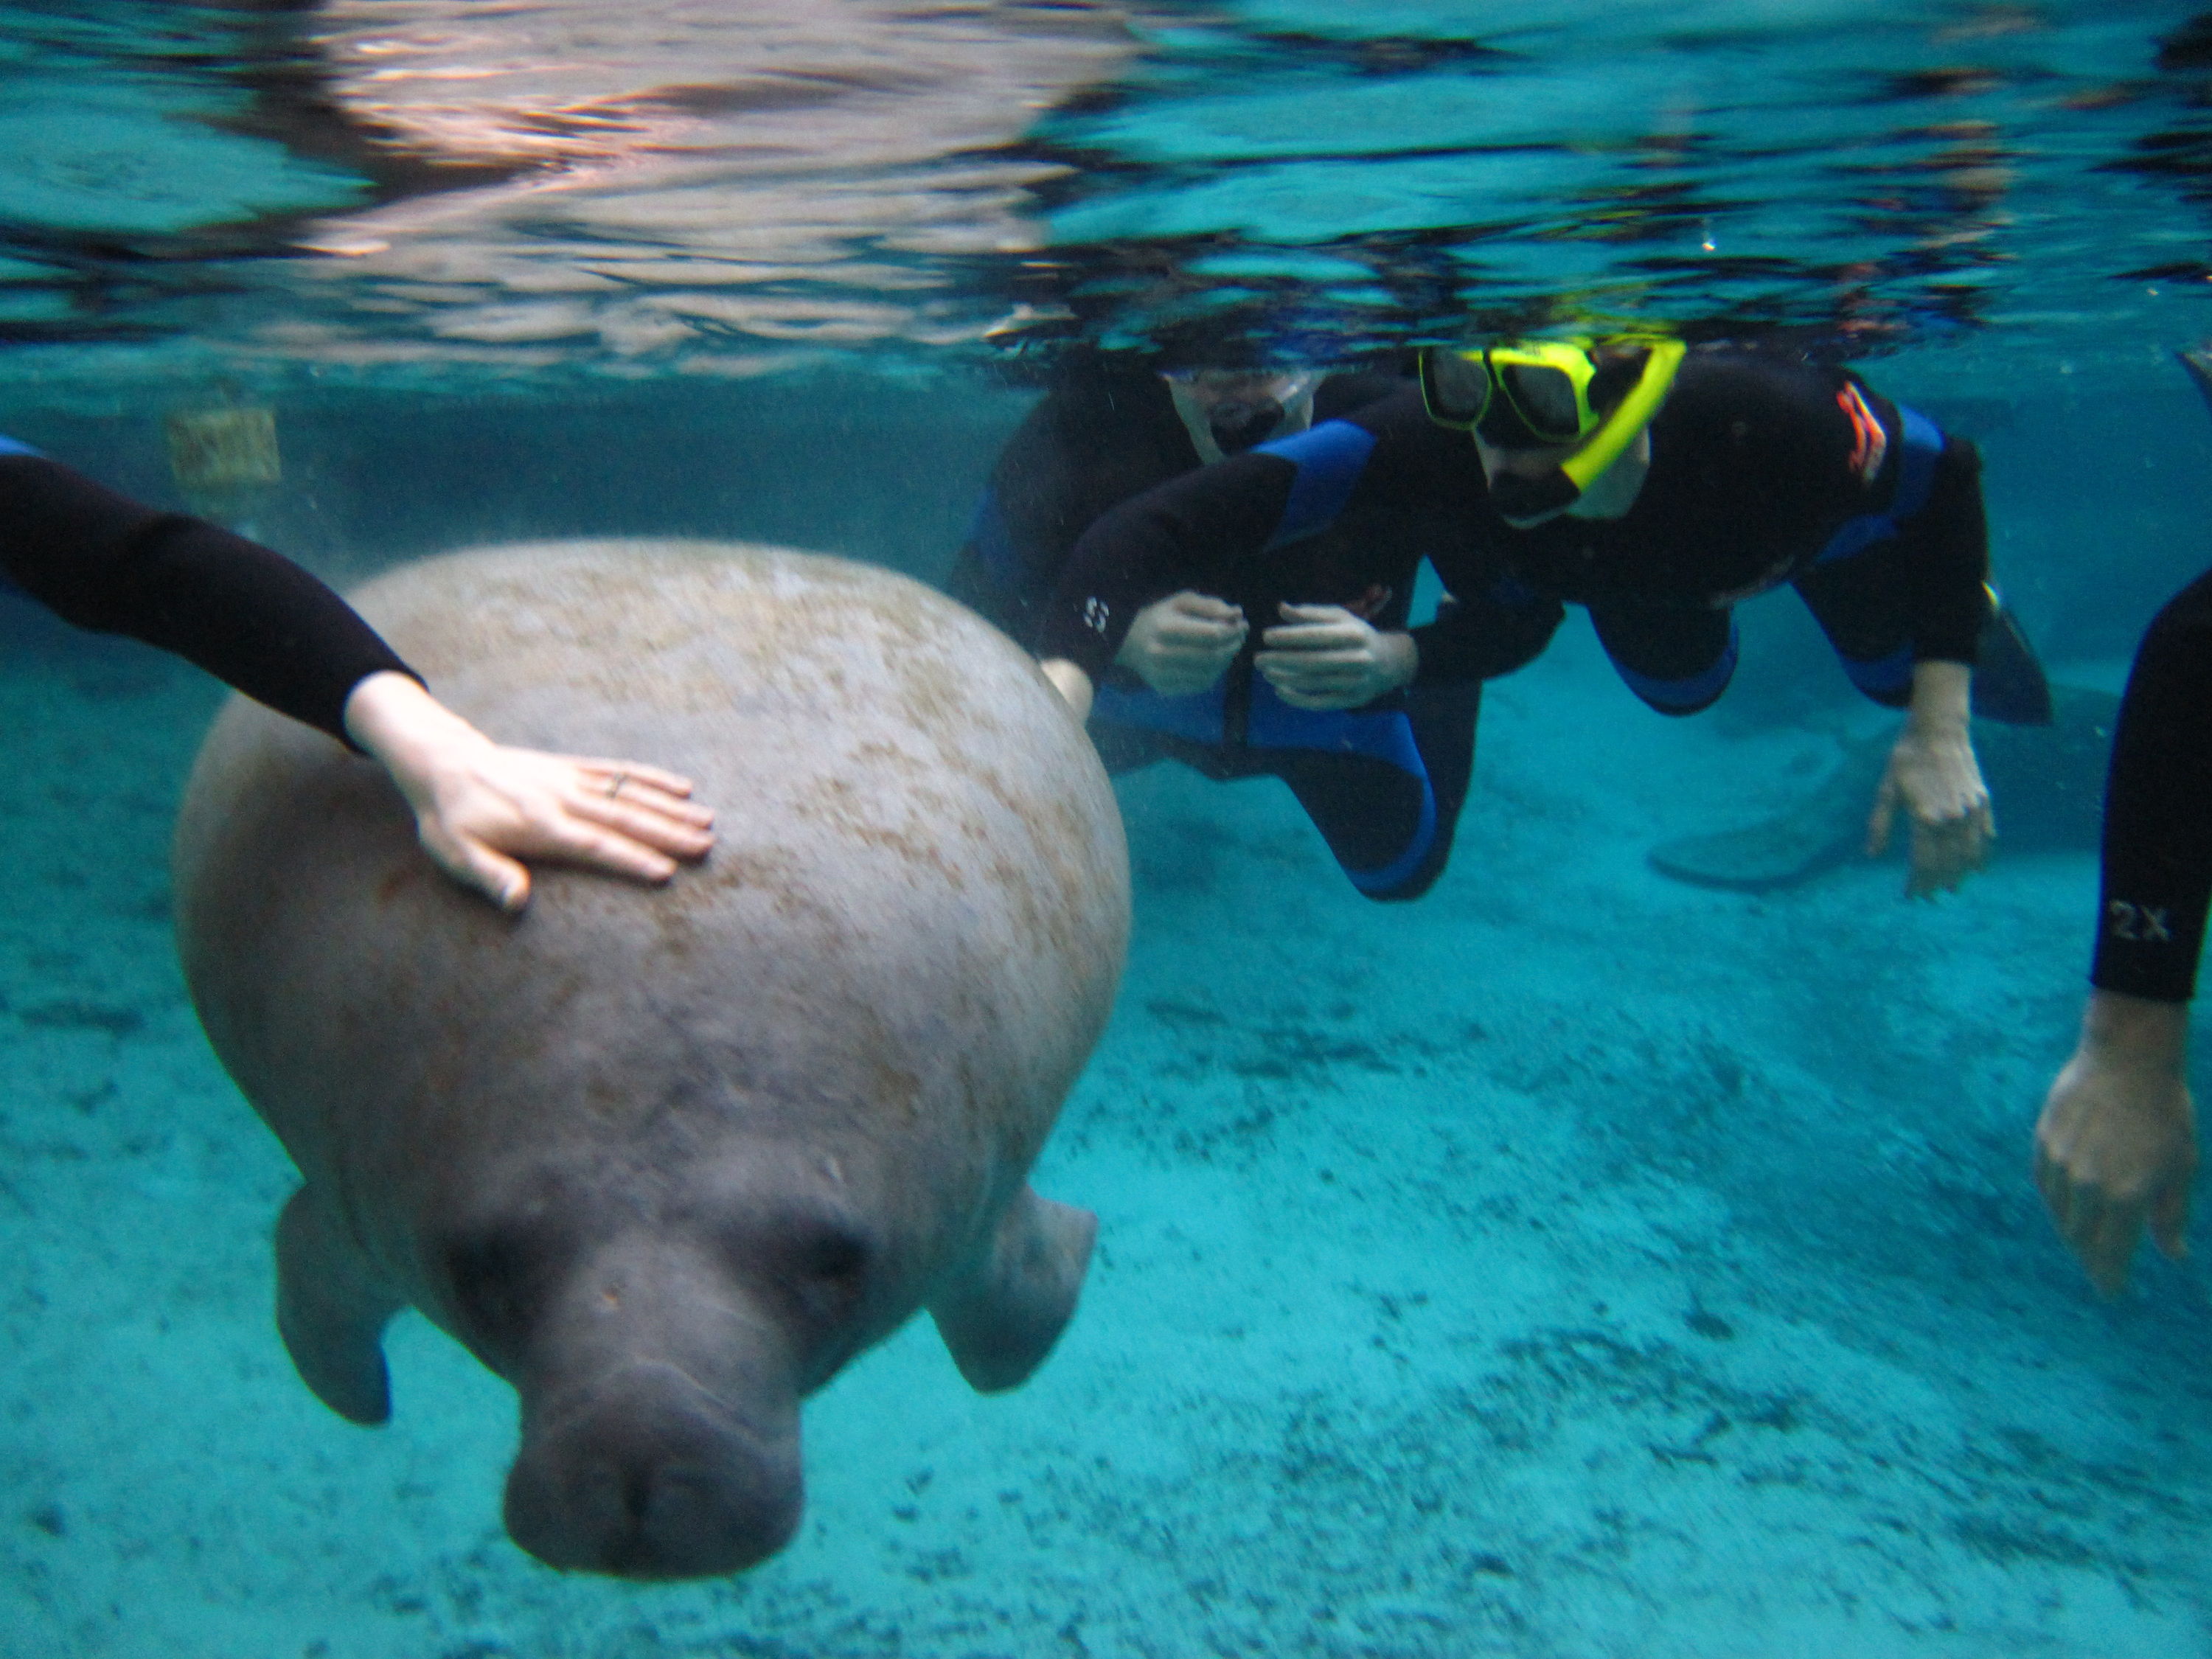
[171,540,1128,1579]
[1647,684,2116,891]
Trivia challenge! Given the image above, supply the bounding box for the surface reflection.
[268,0,1140,367]
[4,3,2212,378]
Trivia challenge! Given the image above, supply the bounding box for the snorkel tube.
[1561,338,1683,493]
[1486,338,1685,523]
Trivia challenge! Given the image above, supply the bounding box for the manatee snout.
[506,1359,802,1579]
[493,1232,810,1579]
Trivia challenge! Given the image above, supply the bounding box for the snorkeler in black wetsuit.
[1,437,714,908]
[950,359,1488,902]
[2036,563,2212,1293]
[948,358,1403,643]
[1036,338,2051,901]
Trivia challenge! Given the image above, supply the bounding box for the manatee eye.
[444,1222,563,1354]
[757,1217,874,1329]
[799,1228,870,1290]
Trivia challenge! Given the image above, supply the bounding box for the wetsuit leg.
[1393,679,1481,900]
[1273,747,1438,900]
[1588,601,1737,716]
[1242,675,1469,902]
[1091,673,1475,902]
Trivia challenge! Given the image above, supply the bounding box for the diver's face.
[1164,370,1318,455]
[1470,434,1580,528]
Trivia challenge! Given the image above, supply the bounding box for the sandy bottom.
[2,610,2207,1658]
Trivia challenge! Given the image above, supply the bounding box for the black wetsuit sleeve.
[0,453,415,744]
[1887,431,1990,666]
[1410,570,1566,684]
[1036,442,1297,678]
[2090,569,2212,1002]
[945,372,1192,643]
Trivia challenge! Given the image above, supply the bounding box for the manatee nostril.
[504,1376,802,1579]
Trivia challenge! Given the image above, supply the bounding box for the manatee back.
[171,540,1130,1269]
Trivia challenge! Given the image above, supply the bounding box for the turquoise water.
[4,3,2212,1654]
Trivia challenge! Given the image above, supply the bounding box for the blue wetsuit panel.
[1246,678,1441,894]
[1090,675,1228,745]
[964,489,1019,588]
[1092,672,1439,894]
[1244,675,1425,776]
[1839,641,1916,698]
[1256,420,1378,550]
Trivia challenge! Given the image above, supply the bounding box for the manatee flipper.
[276,1186,401,1426]
[929,1185,1097,1394]
[1647,737,1892,891]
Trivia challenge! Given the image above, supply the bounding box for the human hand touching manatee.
[341,671,714,913]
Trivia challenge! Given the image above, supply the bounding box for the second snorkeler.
[1022,335,2047,901]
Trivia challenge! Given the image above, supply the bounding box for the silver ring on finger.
[605,771,629,799]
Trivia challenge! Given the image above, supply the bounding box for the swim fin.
[2175,344,2212,422]
[1970,594,2053,726]
[1,437,44,604]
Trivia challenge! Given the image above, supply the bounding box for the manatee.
[170,540,1129,1579]
[1647,684,2117,892]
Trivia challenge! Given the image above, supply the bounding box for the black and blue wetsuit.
[950,365,1486,902]
[948,363,1407,643]
[2092,569,2212,1004]
[1,439,413,742]
[1040,349,2002,891]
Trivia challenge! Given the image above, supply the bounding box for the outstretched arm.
[4,451,714,910]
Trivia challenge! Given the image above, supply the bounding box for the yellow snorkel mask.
[1420,336,1686,521]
